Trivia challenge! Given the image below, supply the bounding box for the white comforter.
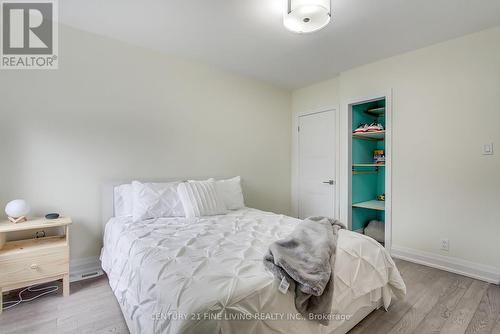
[100,208,405,334]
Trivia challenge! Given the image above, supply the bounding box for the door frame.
[345,90,392,252]
[295,107,340,220]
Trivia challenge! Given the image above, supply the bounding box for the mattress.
[100,208,405,334]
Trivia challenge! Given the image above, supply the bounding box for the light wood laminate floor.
[1,259,499,334]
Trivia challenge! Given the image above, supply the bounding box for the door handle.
[322,180,335,185]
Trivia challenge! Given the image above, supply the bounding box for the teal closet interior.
[351,98,386,241]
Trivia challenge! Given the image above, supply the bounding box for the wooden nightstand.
[0,217,71,313]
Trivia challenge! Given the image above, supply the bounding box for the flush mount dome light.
[284,0,331,34]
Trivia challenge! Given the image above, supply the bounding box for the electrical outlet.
[440,238,449,251]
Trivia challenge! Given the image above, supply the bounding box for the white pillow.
[177,180,227,218]
[114,184,132,217]
[215,176,245,210]
[132,181,185,222]
[364,220,385,243]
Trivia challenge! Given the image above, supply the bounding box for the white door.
[298,110,336,219]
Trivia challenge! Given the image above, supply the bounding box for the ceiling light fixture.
[283,0,331,34]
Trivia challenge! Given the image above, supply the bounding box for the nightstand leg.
[63,274,70,297]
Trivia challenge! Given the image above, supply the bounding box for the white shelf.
[352,164,385,167]
[352,200,385,211]
[365,107,385,117]
[352,131,385,141]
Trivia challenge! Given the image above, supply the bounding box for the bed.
[100,198,406,334]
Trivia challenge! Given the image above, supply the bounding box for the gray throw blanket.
[263,216,345,325]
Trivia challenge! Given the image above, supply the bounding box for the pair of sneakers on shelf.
[353,122,384,133]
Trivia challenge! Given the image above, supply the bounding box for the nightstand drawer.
[0,245,69,287]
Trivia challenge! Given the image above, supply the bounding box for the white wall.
[2,21,499,280]
[290,77,340,216]
[0,25,292,262]
[292,26,500,273]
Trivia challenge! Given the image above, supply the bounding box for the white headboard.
[101,181,124,226]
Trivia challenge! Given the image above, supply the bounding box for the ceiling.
[60,0,500,89]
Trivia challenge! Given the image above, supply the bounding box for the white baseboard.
[391,245,500,284]
[69,257,104,282]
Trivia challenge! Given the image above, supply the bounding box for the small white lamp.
[5,199,30,223]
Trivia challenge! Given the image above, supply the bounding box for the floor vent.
[70,269,104,282]
[82,271,102,278]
